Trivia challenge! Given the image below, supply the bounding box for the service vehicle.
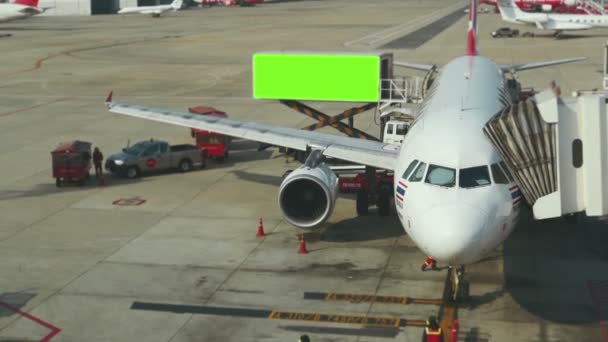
[105,139,206,179]
[491,27,520,37]
[51,140,92,187]
[189,106,231,162]
[338,172,394,193]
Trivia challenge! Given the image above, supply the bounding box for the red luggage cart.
[51,140,92,187]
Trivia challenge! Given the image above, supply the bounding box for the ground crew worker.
[421,256,437,271]
[422,315,442,342]
[299,335,310,342]
[93,147,104,182]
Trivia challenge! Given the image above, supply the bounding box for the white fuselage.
[0,3,41,22]
[393,56,521,265]
[118,4,173,15]
[508,12,608,30]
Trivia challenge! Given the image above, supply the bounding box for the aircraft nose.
[415,204,489,264]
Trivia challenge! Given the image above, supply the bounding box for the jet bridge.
[483,88,608,220]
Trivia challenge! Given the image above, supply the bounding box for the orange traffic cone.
[298,233,308,254]
[256,217,265,238]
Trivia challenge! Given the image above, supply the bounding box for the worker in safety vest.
[421,256,437,271]
[422,315,442,342]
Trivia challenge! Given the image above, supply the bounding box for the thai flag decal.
[395,180,407,207]
[510,185,522,206]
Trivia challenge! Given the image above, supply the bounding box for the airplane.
[117,0,183,17]
[482,0,587,13]
[0,0,42,23]
[105,0,584,299]
[498,0,608,35]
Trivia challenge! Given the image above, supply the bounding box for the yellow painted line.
[268,309,403,328]
[308,292,442,306]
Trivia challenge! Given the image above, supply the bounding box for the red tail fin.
[466,0,478,56]
[12,0,39,7]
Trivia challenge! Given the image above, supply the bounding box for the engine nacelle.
[563,0,576,6]
[278,157,338,229]
[541,4,553,11]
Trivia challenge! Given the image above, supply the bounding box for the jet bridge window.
[490,163,509,184]
[425,164,456,188]
[386,124,394,135]
[402,160,419,179]
[460,165,491,188]
[409,162,427,182]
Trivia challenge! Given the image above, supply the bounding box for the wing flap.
[106,100,399,170]
[501,57,586,72]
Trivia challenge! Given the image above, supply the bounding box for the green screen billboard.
[253,52,381,102]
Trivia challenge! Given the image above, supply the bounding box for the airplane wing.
[105,93,400,170]
[501,57,586,72]
[393,61,436,72]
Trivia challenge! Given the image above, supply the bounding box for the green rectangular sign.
[253,53,380,102]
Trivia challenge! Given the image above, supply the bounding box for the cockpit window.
[490,163,508,184]
[402,159,419,179]
[425,164,456,187]
[409,162,427,182]
[499,161,514,182]
[460,165,491,188]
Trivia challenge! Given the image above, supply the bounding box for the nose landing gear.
[448,265,470,302]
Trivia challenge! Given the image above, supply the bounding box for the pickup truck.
[105,140,206,179]
[491,27,520,38]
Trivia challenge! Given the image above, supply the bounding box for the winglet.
[105,91,113,104]
[466,0,478,56]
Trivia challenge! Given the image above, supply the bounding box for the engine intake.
[278,151,338,229]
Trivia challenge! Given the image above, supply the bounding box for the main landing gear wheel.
[377,186,391,217]
[356,190,369,216]
[449,266,470,302]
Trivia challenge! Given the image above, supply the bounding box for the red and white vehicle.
[482,0,605,14]
[338,172,394,193]
[189,106,231,162]
[193,0,263,6]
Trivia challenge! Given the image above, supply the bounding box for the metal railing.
[379,77,423,104]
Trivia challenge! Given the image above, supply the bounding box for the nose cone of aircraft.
[415,204,489,264]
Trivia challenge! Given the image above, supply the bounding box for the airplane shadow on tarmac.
[321,213,404,243]
[500,208,608,324]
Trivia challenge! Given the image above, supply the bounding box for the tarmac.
[0,0,607,341]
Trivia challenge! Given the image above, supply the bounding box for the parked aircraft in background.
[118,0,183,17]
[105,0,584,299]
[498,0,608,34]
[482,0,588,12]
[0,0,42,22]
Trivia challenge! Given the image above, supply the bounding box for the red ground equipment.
[51,140,92,187]
[188,106,231,162]
[338,172,394,193]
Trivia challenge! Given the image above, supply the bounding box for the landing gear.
[356,190,369,215]
[553,30,563,38]
[377,185,392,216]
[448,265,470,302]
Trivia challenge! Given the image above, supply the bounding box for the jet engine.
[278,150,338,229]
[563,0,576,6]
[541,4,553,11]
